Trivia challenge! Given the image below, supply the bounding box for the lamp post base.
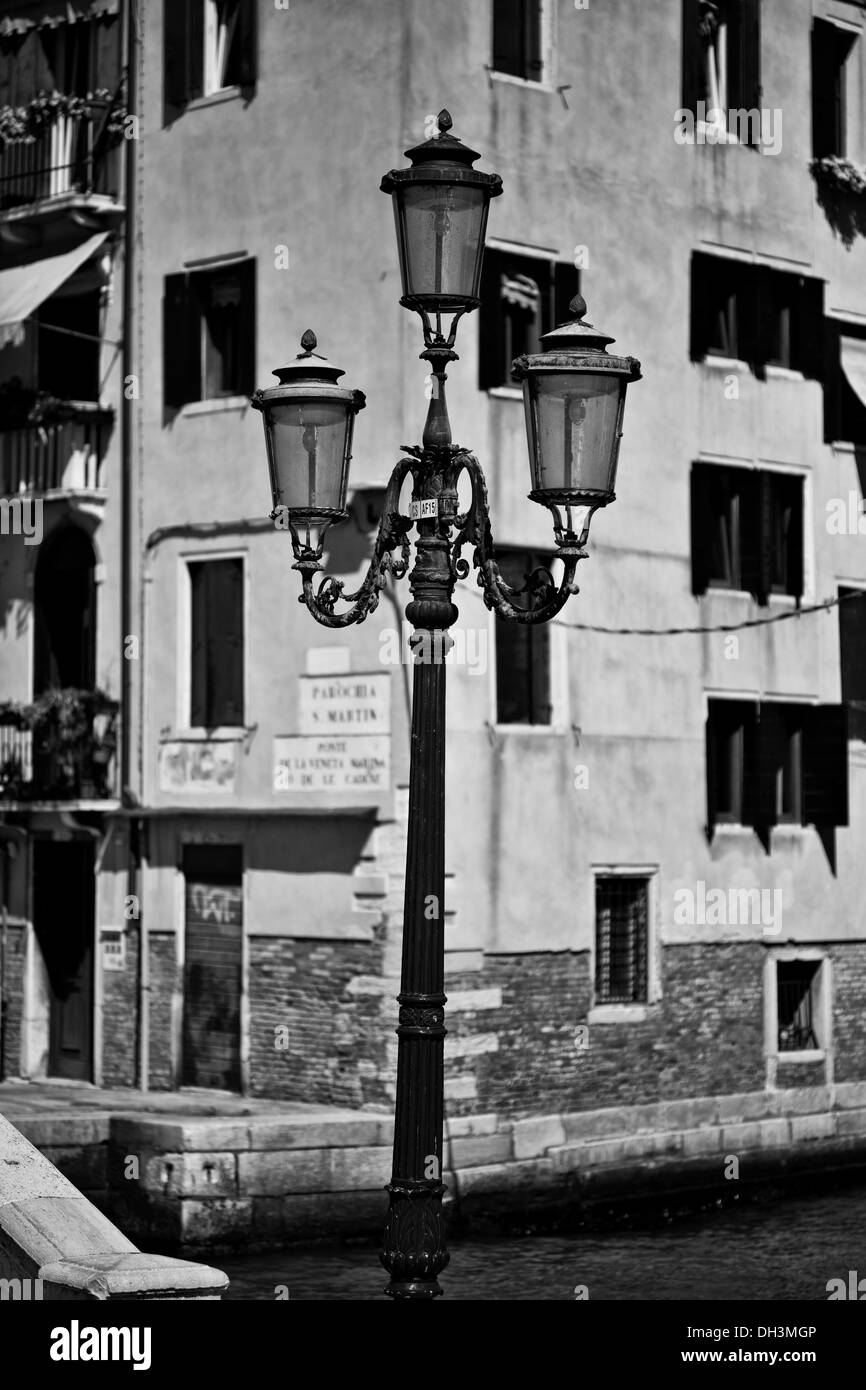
[380,1179,450,1299]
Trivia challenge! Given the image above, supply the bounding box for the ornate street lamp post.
[252,110,641,1300]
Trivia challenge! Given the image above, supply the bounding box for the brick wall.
[446,944,765,1120]
[101,925,139,1088]
[0,922,25,1080]
[248,933,389,1106]
[829,944,866,1083]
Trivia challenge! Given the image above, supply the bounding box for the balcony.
[0,100,124,223]
[0,401,113,496]
[0,688,118,804]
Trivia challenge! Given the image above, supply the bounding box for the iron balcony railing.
[0,407,112,494]
[0,107,122,211]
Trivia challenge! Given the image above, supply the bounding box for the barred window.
[595,876,649,1004]
[777,961,820,1052]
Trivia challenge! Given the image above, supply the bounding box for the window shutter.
[525,0,542,76]
[164,0,190,118]
[681,0,705,111]
[492,0,523,78]
[479,249,505,389]
[794,276,824,381]
[690,253,709,362]
[529,622,552,724]
[236,258,256,395]
[743,702,779,829]
[742,0,761,111]
[802,705,849,827]
[706,705,718,832]
[94,15,121,93]
[237,0,257,88]
[690,464,713,595]
[208,559,244,727]
[840,590,866,741]
[756,470,772,604]
[785,474,804,601]
[163,273,200,409]
[189,563,208,727]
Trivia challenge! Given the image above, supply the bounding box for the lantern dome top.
[267,330,348,387]
[540,295,618,354]
[400,109,483,168]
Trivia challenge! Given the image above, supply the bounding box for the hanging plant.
[0,88,127,150]
[810,156,866,249]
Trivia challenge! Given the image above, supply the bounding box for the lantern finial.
[569,294,588,321]
[300,329,317,354]
[437,109,452,135]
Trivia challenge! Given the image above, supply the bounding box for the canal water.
[219,1179,866,1300]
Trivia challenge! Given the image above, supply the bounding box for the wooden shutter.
[794,276,824,381]
[742,0,761,110]
[755,470,772,605]
[237,0,257,88]
[189,562,208,727]
[93,14,121,92]
[743,702,781,830]
[802,705,849,826]
[839,590,866,741]
[163,272,200,408]
[236,258,256,395]
[210,558,244,726]
[690,464,713,595]
[690,253,709,362]
[479,248,505,389]
[681,0,705,111]
[525,0,542,77]
[782,473,803,601]
[812,21,836,158]
[164,0,189,119]
[706,703,719,832]
[492,0,523,78]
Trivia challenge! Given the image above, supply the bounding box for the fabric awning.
[0,1,117,36]
[0,230,107,348]
[841,335,866,410]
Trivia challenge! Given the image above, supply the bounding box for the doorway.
[33,839,94,1080]
[182,844,242,1092]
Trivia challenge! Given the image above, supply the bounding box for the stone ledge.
[38,1252,228,1300]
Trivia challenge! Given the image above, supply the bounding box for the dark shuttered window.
[494,551,552,725]
[707,699,848,835]
[681,0,761,134]
[189,558,244,729]
[691,464,803,604]
[479,250,578,390]
[163,258,255,409]
[690,254,822,377]
[812,20,856,159]
[492,0,543,81]
[164,0,256,122]
[595,877,649,1005]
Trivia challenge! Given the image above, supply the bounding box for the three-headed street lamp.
[252,110,641,1300]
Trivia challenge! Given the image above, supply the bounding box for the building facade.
[1,0,866,1137]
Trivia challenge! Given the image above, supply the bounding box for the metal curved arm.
[449,451,581,624]
[293,456,414,628]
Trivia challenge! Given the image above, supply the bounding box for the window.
[595,877,649,1005]
[812,19,857,159]
[823,322,866,446]
[494,551,552,725]
[839,588,866,742]
[164,0,256,118]
[188,558,244,728]
[690,254,823,376]
[691,464,803,604]
[492,0,543,82]
[682,0,761,143]
[37,289,101,401]
[706,699,848,834]
[163,259,255,408]
[479,249,578,390]
[777,960,820,1052]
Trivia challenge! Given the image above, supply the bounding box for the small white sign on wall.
[298,672,390,736]
[273,734,390,793]
[101,928,126,972]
